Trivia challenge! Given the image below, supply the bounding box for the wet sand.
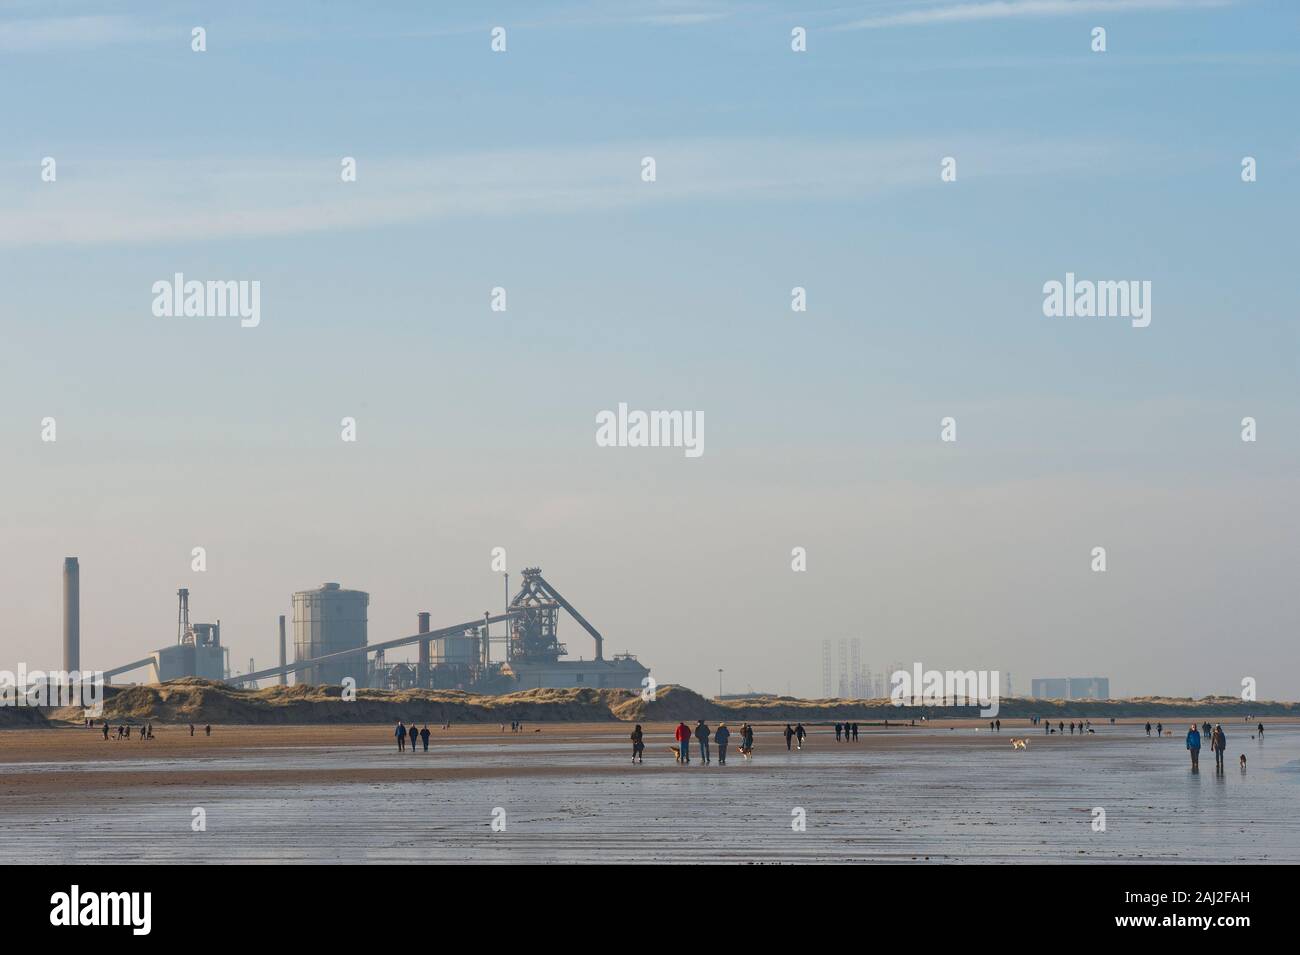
[3,719,1297,863]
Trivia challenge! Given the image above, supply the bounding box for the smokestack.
[278,615,287,685]
[417,613,431,687]
[63,557,80,673]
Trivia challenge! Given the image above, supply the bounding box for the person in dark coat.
[630,724,644,763]
[783,724,795,750]
[420,724,431,752]
[694,720,711,764]
[714,723,730,765]
[407,722,419,752]
[395,720,406,752]
[1211,723,1227,771]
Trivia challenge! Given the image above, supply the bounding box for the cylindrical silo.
[292,583,368,687]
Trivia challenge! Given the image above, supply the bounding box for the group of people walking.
[97,721,214,739]
[834,722,859,741]
[664,720,753,764]
[1041,719,1094,735]
[394,720,432,752]
[1186,722,1233,771]
[102,722,155,740]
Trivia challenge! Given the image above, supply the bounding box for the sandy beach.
[3,718,1297,864]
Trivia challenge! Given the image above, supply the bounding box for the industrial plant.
[62,560,649,693]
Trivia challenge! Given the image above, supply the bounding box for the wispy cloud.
[836,0,1234,31]
[0,14,146,51]
[2,137,1133,245]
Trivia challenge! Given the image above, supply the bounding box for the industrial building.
[97,584,230,685]
[150,588,227,681]
[1032,677,1111,701]
[497,568,650,691]
[90,562,650,693]
[292,582,369,687]
[365,568,650,691]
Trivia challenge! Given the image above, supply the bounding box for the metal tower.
[177,588,191,643]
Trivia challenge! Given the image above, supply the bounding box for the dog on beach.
[1010,738,1028,750]
[1240,754,1247,769]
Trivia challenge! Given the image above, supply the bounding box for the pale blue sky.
[2,0,1297,698]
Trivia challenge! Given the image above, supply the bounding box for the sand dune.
[32,677,1300,726]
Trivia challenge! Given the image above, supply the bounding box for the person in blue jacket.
[1185,724,1201,770]
[714,723,730,765]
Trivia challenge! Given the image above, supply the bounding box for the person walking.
[630,724,645,764]
[101,722,109,741]
[1186,723,1201,770]
[407,722,419,753]
[695,720,711,764]
[852,722,859,741]
[420,724,431,752]
[835,723,843,742]
[1211,723,1227,771]
[715,723,730,765]
[994,719,1000,734]
[783,724,795,750]
[1145,721,1151,737]
[395,720,406,752]
[740,722,755,758]
[1258,722,1265,739]
[794,723,806,749]
[674,721,691,764]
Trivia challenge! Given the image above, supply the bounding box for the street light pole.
[717,668,723,700]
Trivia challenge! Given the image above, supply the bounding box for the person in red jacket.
[674,721,691,764]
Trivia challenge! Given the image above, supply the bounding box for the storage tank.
[292,583,369,686]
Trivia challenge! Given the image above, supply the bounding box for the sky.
[1,0,1297,699]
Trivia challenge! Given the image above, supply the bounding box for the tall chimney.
[63,557,80,673]
[417,613,431,687]
[278,615,287,685]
